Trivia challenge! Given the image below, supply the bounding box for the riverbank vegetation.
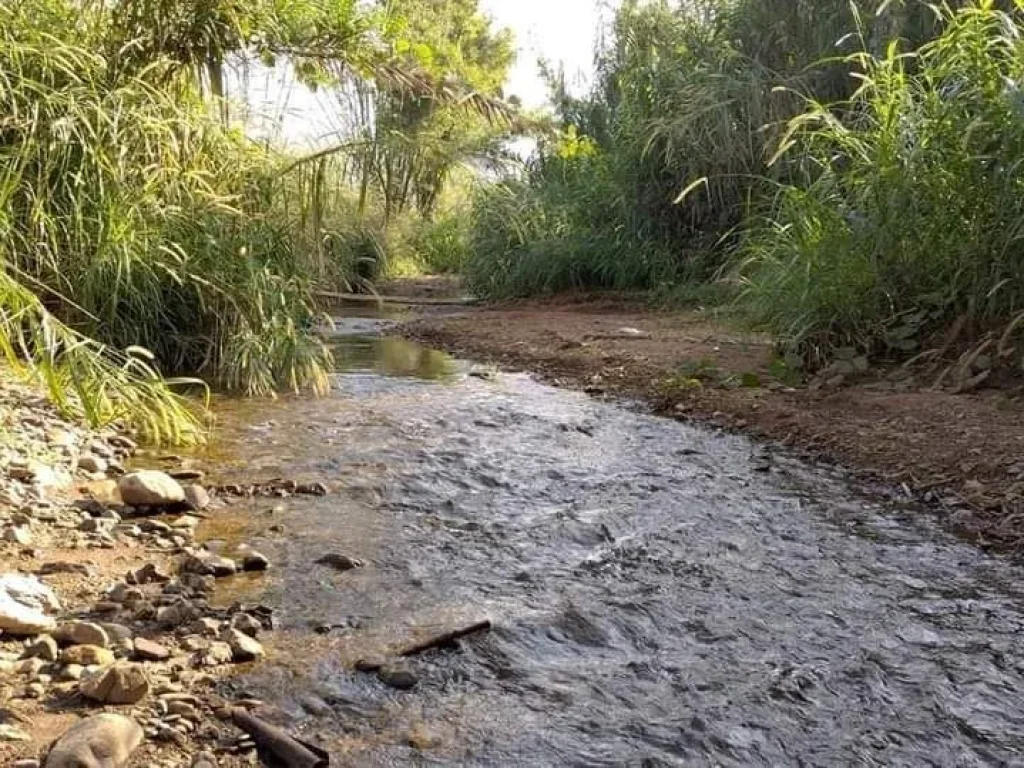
[466,0,1024,380]
[0,0,513,441]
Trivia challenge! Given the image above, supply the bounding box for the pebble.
[3,526,33,545]
[378,664,419,690]
[15,657,46,675]
[80,662,151,704]
[183,485,210,511]
[314,553,363,571]
[22,634,58,661]
[229,613,262,637]
[221,628,265,662]
[77,455,107,474]
[58,663,84,681]
[127,562,170,585]
[61,645,114,666]
[241,551,270,572]
[133,637,171,661]
[55,620,110,648]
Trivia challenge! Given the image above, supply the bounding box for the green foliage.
[0,0,337,439]
[741,3,1024,366]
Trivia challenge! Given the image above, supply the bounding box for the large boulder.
[0,573,60,635]
[117,471,185,507]
[80,663,150,704]
[44,713,143,768]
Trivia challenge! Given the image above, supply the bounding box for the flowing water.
[190,315,1024,767]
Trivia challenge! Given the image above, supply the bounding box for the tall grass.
[741,3,1024,367]
[0,1,333,437]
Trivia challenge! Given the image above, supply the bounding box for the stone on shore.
[0,573,60,635]
[117,470,185,507]
[80,662,150,704]
[43,713,143,768]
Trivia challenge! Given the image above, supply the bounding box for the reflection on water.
[330,335,455,381]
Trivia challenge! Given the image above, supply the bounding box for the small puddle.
[181,313,1024,766]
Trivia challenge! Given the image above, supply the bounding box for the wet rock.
[0,573,60,635]
[241,551,270,572]
[80,662,150,704]
[355,656,386,673]
[77,455,107,474]
[61,644,115,666]
[43,713,143,768]
[23,634,58,662]
[118,471,185,507]
[314,553,363,571]
[3,526,33,546]
[221,628,264,662]
[229,613,262,637]
[183,485,210,512]
[378,664,418,690]
[133,637,170,662]
[126,562,170,585]
[55,620,109,648]
[181,550,236,578]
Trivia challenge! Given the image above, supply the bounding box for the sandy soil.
[402,294,1024,549]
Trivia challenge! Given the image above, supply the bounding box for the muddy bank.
[401,296,1024,549]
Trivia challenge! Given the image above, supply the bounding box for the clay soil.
[402,293,1024,550]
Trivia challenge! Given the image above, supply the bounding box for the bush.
[741,4,1024,367]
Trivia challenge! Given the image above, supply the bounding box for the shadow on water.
[188,314,1024,767]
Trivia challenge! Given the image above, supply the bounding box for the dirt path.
[401,295,1024,549]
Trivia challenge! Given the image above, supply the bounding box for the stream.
[187,314,1024,766]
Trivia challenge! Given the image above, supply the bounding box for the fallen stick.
[230,708,329,767]
[399,619,492,657]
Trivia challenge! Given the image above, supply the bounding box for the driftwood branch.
[230,708,329,767]
[399,620,492,657]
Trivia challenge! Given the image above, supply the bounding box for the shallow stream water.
[188,315,1024,766]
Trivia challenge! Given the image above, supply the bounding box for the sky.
[481,0,607,108]
[238,1,610,145]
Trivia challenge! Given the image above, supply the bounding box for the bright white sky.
[482,0,608,108]
[239,1,610,145]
